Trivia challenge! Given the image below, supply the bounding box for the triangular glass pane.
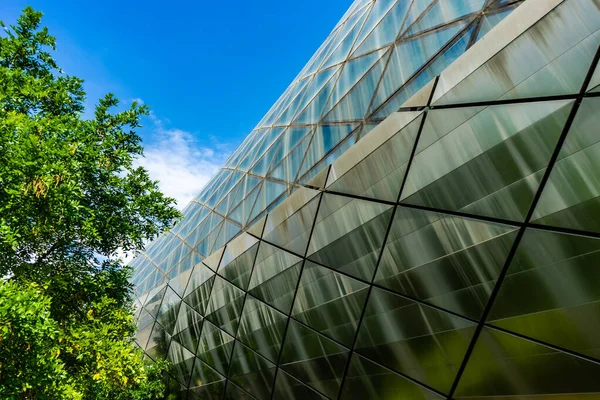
[268,136,311,184]
[212,221,240,254]
[274,369,328,400]
[196,320,235,376]
[274,82,311,126]
[406,0,485,37]
[249,262,303,315]
[324,5,371,63]
[298,124,358,178]
[292,261,369,346]
[227,175,262,215]
[299,66,340,107]
[322,7,370,68]
[532,97,600,233]
[248,243,302,307]
[236,296,287,363]
[228,184,261,225]
[262,78,311,127]
[488,229,600,358]
[325,49,388,118]
[352,0,401,56]
[301,29,343,78]
[355,288,476,393]
[228,342,277,400]
[328,114,423,202]
[294,69,342,124]
[353,0,413,56]
[324,52,389,123]
[433,0,600,105]
[280,320,350,399]
[371,22,473,118]
[399,0,436,37]
[370,21,466,113]
[341,354,444,399]
[308,194,394,281]
[402,100,574,222]
[167,340,196,386]
[455,327,600,398]
[248,180,287,224]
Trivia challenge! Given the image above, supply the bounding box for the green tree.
[0,7,181,399]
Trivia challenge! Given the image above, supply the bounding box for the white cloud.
[135,113,231,210]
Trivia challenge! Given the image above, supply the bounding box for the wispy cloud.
[135,112,231,210]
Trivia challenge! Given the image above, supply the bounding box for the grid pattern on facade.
[129,0,524,300]
[132,0,600,398]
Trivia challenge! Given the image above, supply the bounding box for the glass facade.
[130,0,600,398]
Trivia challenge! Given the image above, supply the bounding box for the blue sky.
[1,0,351,206]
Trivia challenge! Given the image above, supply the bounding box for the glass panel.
[156,286,182,335]
[146,322,171,360]
[173,301,203,339]
[268,137,311,184]
[353,0,412,56]
[371,22,466,112]
[204,276,245,335]
[454,327,600,398]
[307,193,393,281]
[406,0,485,36]
[489,228,600,358]
[292,261,369,346]
[273,369,327,400]
[167,253,199,296]
[224,382,255,400]
[294,68,341,124]
[299,124,358,178]
[229,342,277,400]
[533,98,600,233]
[328,114,423,201]
[196,320,235,376]
[322,7,370,68]
[325,49,388,118]
[218,234,259,290]
[167,340,196,386]
[433,0,600,105]
[229,184,261,226]
[280,320,350,398]
[376,207,518,319]
[237,296,287,363]
[351,0,400,57]
[355,287,477,393]
[183,263,216,316]
[371,23,474,118]
[324,53,388,123]
[248,181,288,224]
[341,354,443,399]
[401,100,573,221]
[188,358,226,398]
[248,243,303,314]
[262,189,321,256]
[144,286,166,318]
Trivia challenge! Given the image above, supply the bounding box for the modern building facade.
[130,0,600,398]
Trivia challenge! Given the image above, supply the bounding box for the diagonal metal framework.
[130,0,600,398]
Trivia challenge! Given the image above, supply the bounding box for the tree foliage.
[0,7,181,399]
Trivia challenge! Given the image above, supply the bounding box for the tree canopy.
[0,7,181,399]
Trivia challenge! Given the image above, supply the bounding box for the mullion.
[268,170,330,400]
[221,221,267,399]
[335,76,438,399]
[445,44,600,399]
